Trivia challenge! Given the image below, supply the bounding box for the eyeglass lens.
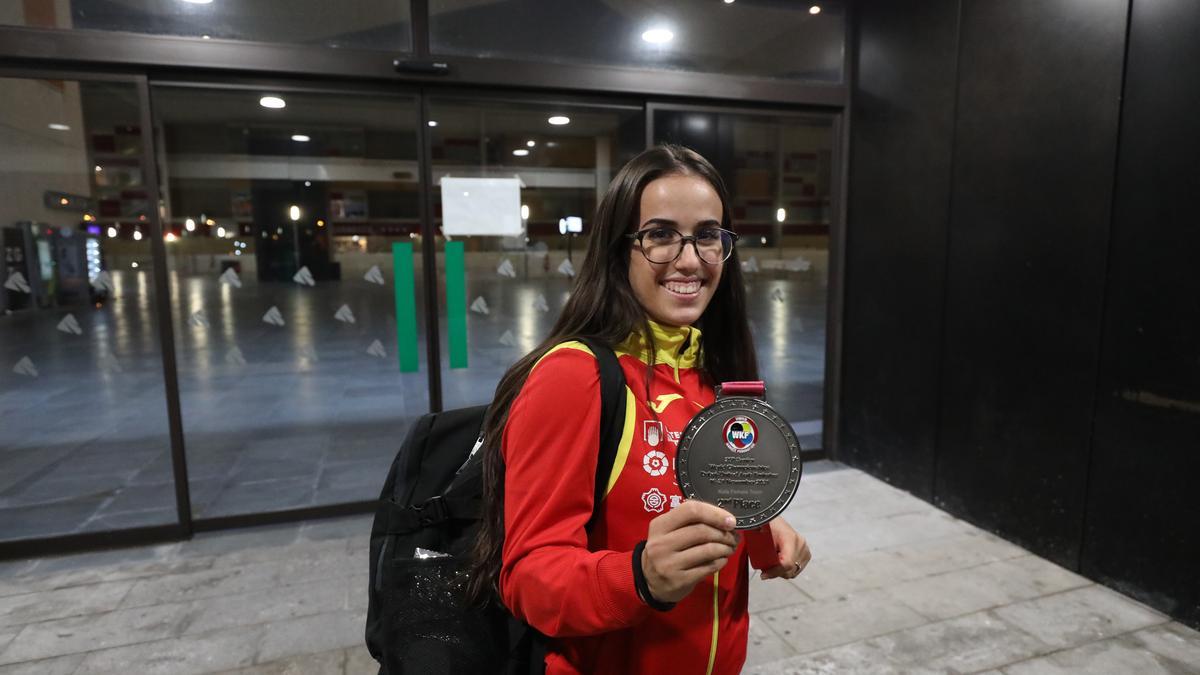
[641,228,733,264]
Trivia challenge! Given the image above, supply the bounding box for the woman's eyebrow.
[640,217,721,228]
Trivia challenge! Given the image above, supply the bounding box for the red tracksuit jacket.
[500,321,750,675]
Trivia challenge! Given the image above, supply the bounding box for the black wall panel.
[932,0,1127,567]
[839,0,960,498]
[1083,0,1200,627]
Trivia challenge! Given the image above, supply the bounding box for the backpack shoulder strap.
[576,337,626,530]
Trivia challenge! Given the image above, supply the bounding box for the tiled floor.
[0,462,1194,674]
[1,265,826,542]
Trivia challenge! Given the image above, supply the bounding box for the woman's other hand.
[641,500,739,603]
[759,517,811,580]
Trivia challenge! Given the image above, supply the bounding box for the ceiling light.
[512,149,530,157]
[641,28,674,44]
[165,233,178,242]
[289,205,301,221]
[133,230,143,241]
[94,165,102,172]
[291,134,310,142]
[107,227,117,238]
[304,180,312,187]
[548,116,570,126]
[185,218,196,231]
[809,5,821,14]
[724,0,735,3]
[526,140,536,147]
[182,0,213,4]
[48,123,70,131]
[131,262,139,268]
[427,120,438,127]
[201,35,211,40]
[521,204,530,220]
[259,95,286,109]
[776,208,787,222]
[217,226,226,238]
[205,218,215,226]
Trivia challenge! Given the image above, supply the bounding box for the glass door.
[150,84,430,519]
[423,97,644,410]
[651,105,836,450]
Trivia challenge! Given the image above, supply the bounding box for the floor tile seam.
[59,622,272,671]
[0,582,141,632]
[802,529,1030,571]
[117,569,362,611]
[786,506,938,536]
[884,575,1099,625]
[17,563,215,596]
[889,552,1089,594]
[991,581,1172,623]
[979,618,1175,674]
[763,606,930,658]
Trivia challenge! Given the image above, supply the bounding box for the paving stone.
[0,580,133,629]
[223,648,349,674]
[0,654,84,675]
[793,530,1029,602]
[254,610,367,665]
[74,624,264,674]
[994,585,1167,650]
[0,602,192,664]
[781,489,930,534]
[758,587,928,654]
[1001,632,1190,675]
[744,614,798,669]
[802,509,973,559]
[298,515,372,543]
[748,573,814,613]
[743,638,942,675]
[175,521,302,557]
[120,549,359,608]
[886,556,1091,621]
[183,578,347,634]
[346,574,368,613]
[10,555,214,596]
[861,610,1053,673]
[1129,622,1200,668]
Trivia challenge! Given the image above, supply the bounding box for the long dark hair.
[464,144,758,605]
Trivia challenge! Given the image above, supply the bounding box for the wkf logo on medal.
[722,415,758,453]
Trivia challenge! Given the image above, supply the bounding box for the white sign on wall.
[440,177,522,236]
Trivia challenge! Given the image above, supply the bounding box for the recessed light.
[809,5,821,14]
[259,96,286,109]
[641,28,674,44]
[548,116,570,126]
[48,123,70,131]
[182,0,213,4]
[289,205,301,221]
[526,140,536,147]
[724,0,735,4]
[512,149,530,157]
[291,134,310,142]
[185,218,196,231]
[94,165,103,172]
[427,120,438,127]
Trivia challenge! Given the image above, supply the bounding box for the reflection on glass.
[655,109,834,448]
[0,78,175,541]
[2,0,412,51]
[428,99,643,410]
[431,0,845,82]
[152,86,427,518]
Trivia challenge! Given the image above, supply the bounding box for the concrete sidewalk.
[0,463,1196,674]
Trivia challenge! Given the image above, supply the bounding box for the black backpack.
[365,338,628,674]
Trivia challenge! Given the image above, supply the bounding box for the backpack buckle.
[414,496,448,527]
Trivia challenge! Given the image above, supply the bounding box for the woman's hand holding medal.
[641,500,740,604]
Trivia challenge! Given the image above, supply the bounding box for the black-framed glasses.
[626,226,739,264]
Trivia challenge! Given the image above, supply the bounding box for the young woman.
[468,145,811,675]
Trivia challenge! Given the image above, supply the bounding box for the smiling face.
[628,173,726,328]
